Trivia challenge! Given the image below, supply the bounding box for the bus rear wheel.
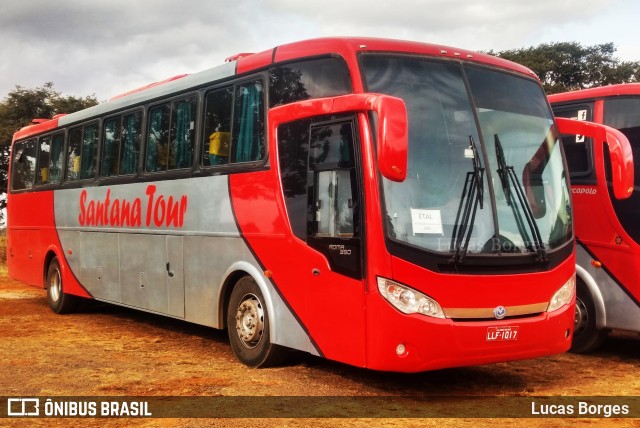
[46,257,79,314]
[571,280,608,353]
[226,276,287,368]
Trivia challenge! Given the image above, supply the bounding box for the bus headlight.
[377,277,445,318]
[547,275,576,312]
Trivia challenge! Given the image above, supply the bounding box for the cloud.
[265,0,615,49]
[0,0,630,102]
[0,0,299,99]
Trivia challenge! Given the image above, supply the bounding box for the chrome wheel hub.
[49,268,62,303]
[574,297,588,335]
[235,294,264,349]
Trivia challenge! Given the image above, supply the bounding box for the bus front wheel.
[226,276,287,368]
[571,280,608,353]
[46,257,79,314]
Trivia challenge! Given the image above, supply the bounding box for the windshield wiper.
[494,134,547,262]
[450,136,484,264]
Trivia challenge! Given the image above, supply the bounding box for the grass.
[0,235,6,278]
[0,235,5,265]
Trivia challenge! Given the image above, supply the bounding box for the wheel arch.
[575,263,607,329]
[42,246,64,289]
[217,261,275,337]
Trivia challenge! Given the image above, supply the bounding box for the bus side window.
[65,123,98,181]
[48,133,64,184]
[11,138,37,191]
[80,124,99,180]
[120,111,141,175]
[147,97,196,172]
[37,135,52,185]
[146,104,171,172]
[106,112,142,176]
[169,96,197,170]
[66,127,82,181]
[37,133,63,185]
[552,104,594,179]
[102,117,121,177]
[231,80,265,163]
[604,97,640,187]
[202,87,233,167]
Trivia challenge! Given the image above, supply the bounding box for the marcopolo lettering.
[78,184,188,228]
[571,187,597,195]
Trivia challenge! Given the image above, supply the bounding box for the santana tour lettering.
[78,184,188,228]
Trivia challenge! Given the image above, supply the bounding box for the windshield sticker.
[411,209,443,235]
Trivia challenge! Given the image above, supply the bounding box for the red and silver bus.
[7,38,631,372]
[550,84,639,352]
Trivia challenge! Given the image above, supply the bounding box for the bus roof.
[13,37,538,141]
[549,83,640,103]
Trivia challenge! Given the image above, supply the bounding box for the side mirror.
[368,96,408,182]
[269,94,408,182]
[555,117,634,199]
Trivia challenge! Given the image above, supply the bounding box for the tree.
[0,83,98,222]
[489,42,640,94]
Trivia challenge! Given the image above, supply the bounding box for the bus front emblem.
[493,306,507,320]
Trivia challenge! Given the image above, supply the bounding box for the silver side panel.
[54,175,318,355]
[79,231,121,303]
[576,244,640,332]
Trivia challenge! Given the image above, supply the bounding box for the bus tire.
[571,280,607,353]
[226,276,287,368]
[46,257,79,314]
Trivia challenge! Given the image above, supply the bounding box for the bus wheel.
[571,281,607,353]
[226,276,286,368]
[46,257,79,314]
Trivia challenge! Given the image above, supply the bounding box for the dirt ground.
[0,269,639,428]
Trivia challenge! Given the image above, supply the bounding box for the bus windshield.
[361,55,572,259]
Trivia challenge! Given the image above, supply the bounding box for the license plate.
[486,326,519,341]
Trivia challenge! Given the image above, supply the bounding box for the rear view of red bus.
[550,84,637,352]
[7,38,631,372]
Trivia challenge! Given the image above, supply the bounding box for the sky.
[0,0,639,102]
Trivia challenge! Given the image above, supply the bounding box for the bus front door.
[305,118,366,365]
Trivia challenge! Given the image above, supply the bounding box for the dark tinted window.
[202,87,233,166]
[603,97,640,245]
[11,138,37,191]
[66,123,98,181]
[146,96,197,172]
[146,104,171,172]
[80,124,99,179]
[102,111,142,176]
[278,119,311,240]
[604,97,640,187]
[102,117,120,177]
[552,104,594,177]
[269,57,352,107]
[37,133,64,185]
[201,79,266,168]
[232,80,265,163]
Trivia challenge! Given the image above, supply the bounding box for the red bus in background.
[550,84,639,352]
[7,38,632,372]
